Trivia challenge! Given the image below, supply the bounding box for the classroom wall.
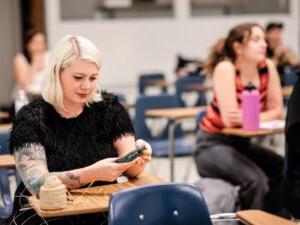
[0,0,21,104]
[44,0,299,97]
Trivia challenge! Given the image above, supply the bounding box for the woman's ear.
[233,42,243,56]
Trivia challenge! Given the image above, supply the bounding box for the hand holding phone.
[115,149,144,163]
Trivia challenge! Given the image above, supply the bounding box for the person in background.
[194,23,284,214]
[175,55,203,78]
[13,28,49,112]
[8,35,152,225]
[265,22,299,83]
[284,70,300,219]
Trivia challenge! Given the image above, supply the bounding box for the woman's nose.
[81,79,91,90]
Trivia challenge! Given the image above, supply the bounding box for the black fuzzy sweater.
[9,93,134,218]
[10,92,134,171]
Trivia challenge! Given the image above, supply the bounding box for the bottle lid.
[244,82,257,91]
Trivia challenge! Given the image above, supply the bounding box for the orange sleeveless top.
[200,61,269,134]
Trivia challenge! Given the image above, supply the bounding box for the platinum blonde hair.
[42,35,101,111]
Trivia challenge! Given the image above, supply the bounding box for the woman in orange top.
[194,23,284,214]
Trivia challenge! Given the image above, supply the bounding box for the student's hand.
[227,108,243,127]
[87,157,134,182]
[135,139,152,166]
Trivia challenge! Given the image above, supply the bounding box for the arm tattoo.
[14,143,49,195]
[65,172,81,189]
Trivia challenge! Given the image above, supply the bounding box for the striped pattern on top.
[200,61,269,134]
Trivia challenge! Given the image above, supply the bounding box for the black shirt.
[9,92,134,219]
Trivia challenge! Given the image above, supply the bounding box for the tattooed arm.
[14,144,49,195]
[14,143,86,195]
[14,143,136,195]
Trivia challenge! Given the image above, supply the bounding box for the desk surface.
[222,127,284,137]
[282,85,293,97]
[0,111,9,119]
[185,83,213,92]
[0,123,12,132]
[0,154,15,168]
[28,172,164,218]
[145,79,171,88]
[237,210,297,225]
[146,106,206,121]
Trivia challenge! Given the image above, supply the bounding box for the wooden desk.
[146,106,206,181]
[0,154,15,168]
[237,210,297,225]
[28,172,164,218]
[145,79,171,88]
[282,85,293,97]
[222,127,284,137]
[0,111,9,119]
[0,123,12,132]
[185,83,213,92]
[146,106,205,121]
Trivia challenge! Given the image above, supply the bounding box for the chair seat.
[149,138,193,157]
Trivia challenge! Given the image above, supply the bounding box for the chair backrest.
[282,67,298,86]
[0,130,13,219]
[175,76,207,107]
[0,130,10,154]
[138,73,167,94]
[108,183,213,225]
[195,110,207,132]
[134,94,183,140]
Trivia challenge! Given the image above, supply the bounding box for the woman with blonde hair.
[8,35,152,225]
[194,23,284,214]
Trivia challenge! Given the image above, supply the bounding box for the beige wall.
[46,0,300,93]
[0,0,21,104]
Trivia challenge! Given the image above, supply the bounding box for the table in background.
[222,127,284,137]
[185,83,213,92]
[0,111,9,119]
[145,79,171,89]
[282,85,293,97]
[28,172,164,218]
[0,154,15,168]
[0,123,11,132]
[146,106,206,182]
[237,210,297,225]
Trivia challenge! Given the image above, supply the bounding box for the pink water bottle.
[242,82,259,131]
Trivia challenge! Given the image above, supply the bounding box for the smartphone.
[115,148,145,163]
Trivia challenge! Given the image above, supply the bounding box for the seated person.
[13,29,49,112]
[265,22,299,84]
[8,35,152,225]
[175,55,203,78]
[194,23,284,214]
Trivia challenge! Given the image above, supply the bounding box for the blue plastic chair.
[0,130,14,220]
[195,110,207,132]
[108,183,213,225]
[282,66,298,86]
[134,94,192,157]
[0,169,13,221]
[138,73,167,95]
[175,76,207,107]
